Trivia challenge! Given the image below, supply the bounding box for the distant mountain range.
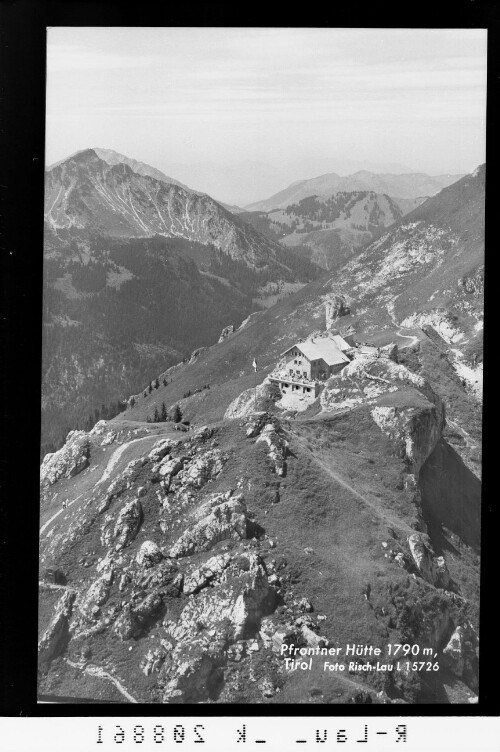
[42,148,319,455]
[240,191,411,271]
[45,148,308,274]
[246,170,464,212]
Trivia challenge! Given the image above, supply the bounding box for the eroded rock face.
[169,496,248,558]
[40,431,90,485]
[325,293,350,329]
[38,590,76,662]
[408,533,451,589]
[371,398,445,475]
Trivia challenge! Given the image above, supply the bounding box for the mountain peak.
[47,147,196,193]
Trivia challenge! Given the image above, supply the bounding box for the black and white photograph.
[37,27,485,705]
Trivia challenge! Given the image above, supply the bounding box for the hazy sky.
[46,27,487,205]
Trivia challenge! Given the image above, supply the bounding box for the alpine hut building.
[269,335,350,400]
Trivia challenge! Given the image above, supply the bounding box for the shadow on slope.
[419,438,481,551]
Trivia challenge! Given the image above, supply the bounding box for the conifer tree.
[155,377,160,389]
[161,402,168,422]
[172,404,182,423]
[153,406,160,423]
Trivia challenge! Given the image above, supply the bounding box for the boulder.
[136,541,163,568]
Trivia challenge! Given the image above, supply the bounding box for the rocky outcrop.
[170,554,277,643]
[148,439,175,463]
[401,309,464,345]
[114,592,164,641]
[183,553,232,595]
[79,571,114,619]
[408,533,451,589]
[181,450,225,489]
[158,554,278,703]
[255,423,288,476]
[371,397,445,475]
[457,267,483,296]
[169,496,248,558]
[189,347,206,363]
[321,352,433,412]
[442,624,478,687]
[224,381,281,420]
[101,499,143,550]
[160,645,226,704]
[244,412,277,438]
[157,457,184,490]
[218,325,234,343]
[40,431,90,485]
[38,589,76,662]
[136,541,163,568]
[325,293,350,329]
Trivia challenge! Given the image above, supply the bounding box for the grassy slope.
[116,273,335,425]
[40,397,480,703]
